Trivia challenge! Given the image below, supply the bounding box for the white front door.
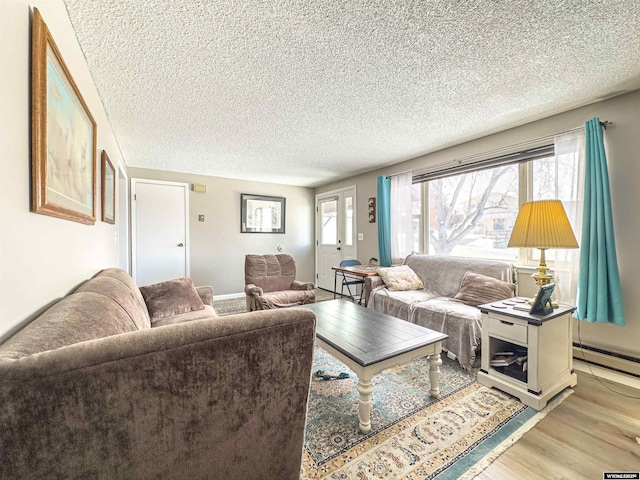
[131,179,189,286]
[316,187,357,291]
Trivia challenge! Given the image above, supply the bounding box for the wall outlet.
[358,233,364,241]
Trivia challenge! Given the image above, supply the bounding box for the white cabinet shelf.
[477,303,577,410]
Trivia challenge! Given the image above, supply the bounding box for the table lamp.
[507,200,578,287]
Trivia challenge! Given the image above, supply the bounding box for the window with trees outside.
[411,149,582,266]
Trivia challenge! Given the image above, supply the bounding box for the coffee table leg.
[428,353,442,398]
[356,378,374,434]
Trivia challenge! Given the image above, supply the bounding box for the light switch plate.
[358,233,364,241]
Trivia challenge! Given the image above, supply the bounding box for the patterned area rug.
[302,346,571,480]
[214,288,334,316]
[215,295,571,478]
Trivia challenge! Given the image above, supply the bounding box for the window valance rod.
[385,120,611,181]
[412,144,556,183]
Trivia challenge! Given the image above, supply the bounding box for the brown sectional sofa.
[366,254,517,370]
[0,268,316,480]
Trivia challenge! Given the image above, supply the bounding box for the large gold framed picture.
[31,8,97,225]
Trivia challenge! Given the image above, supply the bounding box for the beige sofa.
[366,254,517,370]
[0,268,316,480]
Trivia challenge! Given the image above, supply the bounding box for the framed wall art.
[368,197,376,223]
[241,194,286,233]
[31,8,97,225]
[101,151,116,224]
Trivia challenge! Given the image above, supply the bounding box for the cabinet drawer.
[486,316,528,344]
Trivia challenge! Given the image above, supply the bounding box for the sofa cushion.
[75,275,151,330]
[367,288,435,320]
[0,292,139,360]
[452,271,516,306]
[376,265,424,291]
[411,297,483,369]
[96,268,151,327]
[152,305,219,327]
[404,253,517,297]
[140,278,205,323]
[245,254,296,293]
[257,290,315,309]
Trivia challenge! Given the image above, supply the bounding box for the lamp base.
[532,266,553,288]
[532,248,554,287]
[529,270,558,308]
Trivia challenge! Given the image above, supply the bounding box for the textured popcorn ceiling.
[64,0,640,187]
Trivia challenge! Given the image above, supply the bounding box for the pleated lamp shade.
[508,200,578,249]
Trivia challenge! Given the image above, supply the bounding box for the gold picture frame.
[31,8,97,225]
[101,151,116,224]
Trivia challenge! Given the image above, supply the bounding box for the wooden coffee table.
[303,299,447,433]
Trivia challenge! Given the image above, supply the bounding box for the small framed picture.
[240,194,285,233]
[529,283,555,315]
[101,151,116,224]
[368,197,376,223]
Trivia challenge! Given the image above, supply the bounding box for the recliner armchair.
[245,254,316,311]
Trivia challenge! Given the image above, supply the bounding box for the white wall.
[128,168,316,297]
[0,0,125,339]
[316,90,640,359]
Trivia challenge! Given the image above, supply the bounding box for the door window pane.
[320,200,337,245]
[344,196,353,246]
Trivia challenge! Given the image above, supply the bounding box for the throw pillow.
[376,265,424,291]
[452,271,516,306]
[140,277,205,323]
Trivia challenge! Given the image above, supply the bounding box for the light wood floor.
[477,370,640,479]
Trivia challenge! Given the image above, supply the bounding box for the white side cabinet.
[477,303,577,410]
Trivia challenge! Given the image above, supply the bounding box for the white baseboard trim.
[573,360,640,390]
[213,293,245,301]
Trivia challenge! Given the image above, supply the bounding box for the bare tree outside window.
[428,165,519,258]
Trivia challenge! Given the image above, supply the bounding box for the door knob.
[177,243,184,247]
[337,247,341,251]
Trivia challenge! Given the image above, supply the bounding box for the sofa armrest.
[364,276,385,304]
[195,285,214,306]
[366,276,385,290]
[244,283,263,296]
[291,280,314,291]
[0,309,316,480]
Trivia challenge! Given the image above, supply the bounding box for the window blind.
[412,144,555,183]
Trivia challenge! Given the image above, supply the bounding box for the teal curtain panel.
[377,175,392,266]
[576,118,625,325]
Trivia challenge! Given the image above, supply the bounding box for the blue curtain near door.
[576,118,625,325]
[377,175,392,266]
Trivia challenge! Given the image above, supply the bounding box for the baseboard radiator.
[572,343,640,378]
